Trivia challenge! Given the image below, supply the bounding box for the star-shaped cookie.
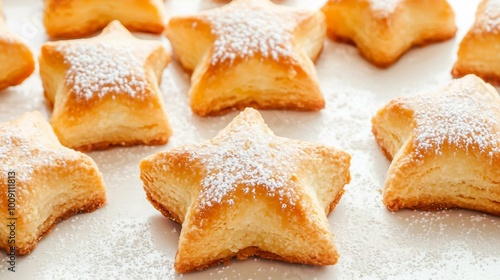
[321,0,457,67]
[140,108,351,272]
[39,21,172,151]
[0,0,34,90]
[452,0,500,85]
[166,0,326,116]
[43,0,166,38]
[372,75,500,215]
[0,111,106,255]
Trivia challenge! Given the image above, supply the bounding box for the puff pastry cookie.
[0,111,106,255]
[140,108,351,272]
[452,0,500,85]
[39,21,172,151]
[372,75,500,216]
[166,0,326,116]
[322,0,457,67]
[43,0,165,38]
[0,0,34,90]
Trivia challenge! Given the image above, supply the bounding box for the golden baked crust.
[0,0,34,90]
[452,0,500,85]
[322,0,457,67]
[166,0,326,116]
[39,21,172,151]
[43,0,165,38]
[0,111,107,255]
[140,108,351,273]
[372,75,500,216]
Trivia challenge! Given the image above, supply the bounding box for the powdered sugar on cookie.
[58,42,149,100]
[409,76,500,158]
[479,0,500,33]
[207,4,297,65]
[0,126,36,182]
[176,110,301,209]
[368,0,401,18]
[0,115,72,182]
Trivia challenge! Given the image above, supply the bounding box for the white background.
[1,0,499,279]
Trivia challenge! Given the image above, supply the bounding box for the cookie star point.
[140,108,351,272]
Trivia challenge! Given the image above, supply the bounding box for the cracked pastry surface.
[452,0,500,85]
[39,21,172,152]
[43,0,165,38]
[140,108,351,273]
[322,0,457,67]
[0,111,106,255]
[166,0,326,116]
[372,75,500,216]
[0,0,34,91]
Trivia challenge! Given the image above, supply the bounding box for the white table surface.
[1,0,499,279]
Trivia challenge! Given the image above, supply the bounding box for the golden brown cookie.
[43,0,165,38]
[0,111,106,255]
[452,0,500,85]
[140,108,351,273]
[39,21,172,151]
[322,0,457,67]
[0,0,34,90]
[166,0,326,116]
[372,75,500,216]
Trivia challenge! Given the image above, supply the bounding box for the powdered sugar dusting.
[0,118,70,182]
[478,0,500,33]
[409,77,500,157]
[36,219,175,279]
[368,0,401,17]
[174,111,301,209]
[0,126,35,181]
[59,42,149,100]
[207,4,296,65]
[2,1,500,279]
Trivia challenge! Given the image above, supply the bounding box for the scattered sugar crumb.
[35,219,175,279]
